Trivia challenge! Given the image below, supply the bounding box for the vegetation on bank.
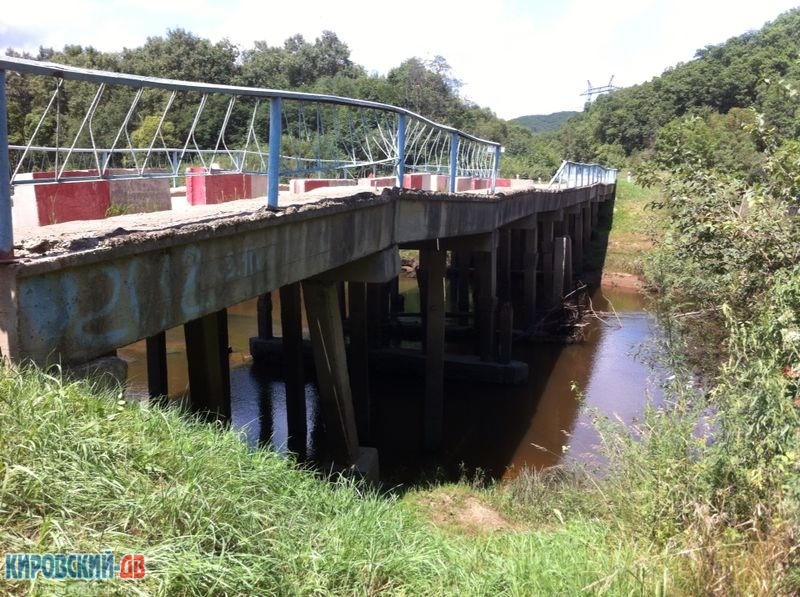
[1,365,660,596]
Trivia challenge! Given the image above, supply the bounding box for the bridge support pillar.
[146,331,168,402]
[538,211,560,311]
[184,309,231,422]
[453,251,471,325]
[553,237,573,306]
[497,229,512,306]
[257,292,274,339]
[474,232,498,361]
[582,202,593,256]
[348,281,372,442]
[280,283,307,458]
[419,247,447,452]
[569,207,584,274]
[521,227,538,330]
[506,215,538,331]
[302,278,362,467]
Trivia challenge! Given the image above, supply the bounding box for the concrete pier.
[279,283,307,457]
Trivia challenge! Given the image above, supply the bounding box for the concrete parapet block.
[359,176,396,189]
[289,178,358,195]
[455,177,472,192]
[13,171,110,226]
[107,170,171,213]
[290,178,358,194]
[186,168,267,205]
[430,175,450,192]
[403,172,431,190]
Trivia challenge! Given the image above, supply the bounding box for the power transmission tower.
[580,75,619,102]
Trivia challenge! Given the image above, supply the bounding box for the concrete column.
[347,281,371,442]
[146,331,168,402]
[256,292,274,339]
[552,236,573,305]
[419,248,447,452]
[455,251,471,326]
[539,216,556,311]
[302,279,360,465]
[184,309,231,422]
[337,282,347,321]
[497,301,513,365]
[497,228,512,304]
[474,236,497,362]
[582,203,593,252]
[570,208,584,273]
[590,201,599,237]
[521,227,538,329]
[279,283,306,457]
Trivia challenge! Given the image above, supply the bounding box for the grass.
[593,178,664,277]
[0,365,664,596]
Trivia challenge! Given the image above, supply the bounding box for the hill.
[560,7,800,161]
[510,111,578,133]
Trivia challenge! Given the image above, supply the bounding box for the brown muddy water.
[119,281,661,485]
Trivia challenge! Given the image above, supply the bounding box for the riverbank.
[0,366,656,595]
[2,362,791,595]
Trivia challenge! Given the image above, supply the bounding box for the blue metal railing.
[548,160,617,189]
[0,56,503,259]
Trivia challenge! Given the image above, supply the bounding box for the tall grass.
[0,365,658,595]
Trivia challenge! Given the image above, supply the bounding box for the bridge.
[0,57,616,478]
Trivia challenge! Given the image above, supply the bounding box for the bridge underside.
[0,183,614,475]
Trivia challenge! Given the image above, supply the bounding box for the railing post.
[396,113,406,189]
[490,144,500,194]
[0,70,13,261]
[171,150,179,188]
[448,132,459,193]
[268,97,282,208]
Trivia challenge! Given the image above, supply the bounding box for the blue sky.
[2,0,799,119]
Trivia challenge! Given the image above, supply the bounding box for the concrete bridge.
[0,57,616,478]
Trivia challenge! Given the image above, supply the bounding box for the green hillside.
[509,111,578,133]
[559,7,800,163]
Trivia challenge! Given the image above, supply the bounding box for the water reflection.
[119,282,659,484]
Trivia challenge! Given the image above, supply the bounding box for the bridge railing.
[547,160,617,189]
[0,56,502,259]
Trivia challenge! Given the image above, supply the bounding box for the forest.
[5,7,800,181]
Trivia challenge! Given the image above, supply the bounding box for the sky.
[2,0,799,120]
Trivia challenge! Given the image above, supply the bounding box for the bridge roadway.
[0,181,614,477]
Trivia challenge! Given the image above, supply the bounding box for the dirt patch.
[416,491,514,535]
[600,271,644,290]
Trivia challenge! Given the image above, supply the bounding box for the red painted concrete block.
[455,177,472,192]
[290,178,359,194]
[359,176,396,188]
[186,168,265,205]
[12,170,111,226]
[402,173,431,190]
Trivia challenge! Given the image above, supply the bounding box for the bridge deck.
[1,183,608,366]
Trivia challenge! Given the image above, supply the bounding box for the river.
[119,280,660,485]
